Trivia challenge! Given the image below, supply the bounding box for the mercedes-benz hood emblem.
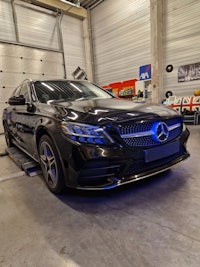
[154,122,169,142]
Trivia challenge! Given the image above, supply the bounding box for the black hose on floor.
[0,151,8,157]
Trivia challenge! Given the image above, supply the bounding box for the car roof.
[32,79,90,83]
[20,78,90,84]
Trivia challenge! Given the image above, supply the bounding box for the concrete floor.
[0,125,200,267]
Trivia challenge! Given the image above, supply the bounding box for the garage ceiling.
[64,0,104,9]
[22,0,104,10]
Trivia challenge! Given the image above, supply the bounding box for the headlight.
[61,122,114,145]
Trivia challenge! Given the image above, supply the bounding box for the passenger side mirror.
[8,95,26,106]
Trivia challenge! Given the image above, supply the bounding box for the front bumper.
[59,128,190,190]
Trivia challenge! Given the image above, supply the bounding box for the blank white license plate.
[144,141,180,163]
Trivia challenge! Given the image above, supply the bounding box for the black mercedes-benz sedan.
[2,79,190,193]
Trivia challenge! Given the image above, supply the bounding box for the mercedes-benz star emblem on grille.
[155,122,169,142]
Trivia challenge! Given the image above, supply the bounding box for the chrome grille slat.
[121,130,153,138]
[168,123,181,131]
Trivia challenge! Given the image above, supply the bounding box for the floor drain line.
[0,171,26,182]
[0,151,8,157]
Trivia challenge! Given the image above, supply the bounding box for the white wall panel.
[91,0,151,86]
[0,0,16,42]
[0,43,64,132]
[61,15,86,79]
[15,4,59,50]
[163,0,200,96]
[0,1,87,132]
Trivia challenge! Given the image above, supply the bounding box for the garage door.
[0,0,87,133]
[61,15,86,79]
[0,43,64,133]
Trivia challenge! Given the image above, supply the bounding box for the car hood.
[52,98,179,125]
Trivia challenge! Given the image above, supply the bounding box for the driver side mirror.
[8,95,26,106]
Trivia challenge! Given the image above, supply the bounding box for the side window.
[18,83,30,102]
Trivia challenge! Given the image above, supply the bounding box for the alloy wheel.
[39,141,58,189]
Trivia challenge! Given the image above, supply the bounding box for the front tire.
[38,135,65,194]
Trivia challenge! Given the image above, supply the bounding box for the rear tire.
[38,135,65,194]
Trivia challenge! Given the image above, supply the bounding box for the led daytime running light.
[61,122,114,145]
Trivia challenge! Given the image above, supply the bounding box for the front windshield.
[34,80,113,103]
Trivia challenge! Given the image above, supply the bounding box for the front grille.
[119,118,182,147]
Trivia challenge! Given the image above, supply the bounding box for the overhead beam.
[22,0,87,19]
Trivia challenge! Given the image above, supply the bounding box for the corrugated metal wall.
[0,0,16,41]
[0,43,64,95]
[61,15,86,79]
[0,43,64,132]
[163,0,200,96]
[91,0,151,86]
[91,0,200,95]
[0,0,87,82]
[15,3,59,50]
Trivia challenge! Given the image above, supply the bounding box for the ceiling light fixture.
[60,0,80,8]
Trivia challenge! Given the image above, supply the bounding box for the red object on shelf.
[101,85,110,89]
[108,82,123,97]
[121,79,137,96]
[102,79,138,98]
[122,79,137,86]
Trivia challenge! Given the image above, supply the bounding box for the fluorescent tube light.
[60,0,80,7]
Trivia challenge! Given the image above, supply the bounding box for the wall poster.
[178,62,200,82]
[139,64,151,80]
